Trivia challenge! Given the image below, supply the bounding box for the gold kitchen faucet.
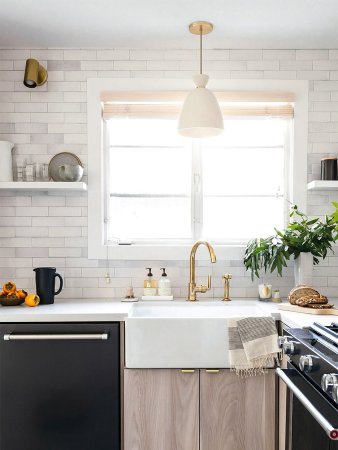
[188,240,216,301]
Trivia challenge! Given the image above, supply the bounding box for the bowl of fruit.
[0,282,39,307]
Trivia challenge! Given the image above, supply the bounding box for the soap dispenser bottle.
[158,268,172,296]
[143,268,157,296]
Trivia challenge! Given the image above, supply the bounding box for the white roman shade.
[101,91,295,119]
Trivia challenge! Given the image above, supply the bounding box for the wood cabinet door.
[200,369,276,450]
[124,369,199,450]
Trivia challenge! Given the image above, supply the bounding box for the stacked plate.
[48,152,84,181]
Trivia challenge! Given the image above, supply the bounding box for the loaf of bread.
[288,286,320,305]
[295,295,328,306]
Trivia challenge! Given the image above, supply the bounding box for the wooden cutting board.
[278,303,338,315]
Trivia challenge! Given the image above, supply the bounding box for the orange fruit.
[3,282,16,294]
[17,289,27,299]
[0,291,6,298]
[25,294,40,307]
[7,292,19,299]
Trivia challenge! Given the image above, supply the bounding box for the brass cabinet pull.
[181,369,195,373]
[205,369,220,373]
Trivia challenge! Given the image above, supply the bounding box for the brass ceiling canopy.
[188,21,213,35]
[23,58,48,88]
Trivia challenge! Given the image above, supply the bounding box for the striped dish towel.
[228,316,281,376]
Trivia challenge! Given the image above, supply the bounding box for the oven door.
[276,367,338,450]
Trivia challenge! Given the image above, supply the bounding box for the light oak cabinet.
[124,369,199,450]
[200,369,276,450]
[124,369,276,450]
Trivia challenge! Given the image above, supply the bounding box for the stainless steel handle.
[4,333,108,341]
[276,368,338,440]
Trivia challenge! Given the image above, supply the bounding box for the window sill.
[103,243,246,261]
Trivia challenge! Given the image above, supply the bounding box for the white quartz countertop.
[0,298,134,322]
[0,297,337,328]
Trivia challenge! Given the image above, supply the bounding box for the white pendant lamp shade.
[178,74,224,138]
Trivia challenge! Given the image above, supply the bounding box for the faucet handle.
[222,273,232,281]
[196,275,212,294]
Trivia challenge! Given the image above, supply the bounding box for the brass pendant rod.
[199,25,203,74]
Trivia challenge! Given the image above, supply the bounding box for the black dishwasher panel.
[0,323,120,450]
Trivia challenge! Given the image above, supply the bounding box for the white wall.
[0,48,337,299]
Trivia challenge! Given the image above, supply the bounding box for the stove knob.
[283,340,296,355]
[299,355,319,372]
[278,336,288,348]
[321,373,338,393]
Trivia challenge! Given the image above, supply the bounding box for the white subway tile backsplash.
[31,49,64,60]
[47,60,81,71]
[48,207,82,216]
[16,207,48,217]
[16,248,49,257]
[31,237,64,247]
[49,227,81,237]
[16,227,48,237]
[0,47,337,297]
[81,60,113,71]
[0,50,30,60]
[64,50,97,60]
[33,257,65,267]
[130,50,163,60]
[97,49,129,60]
[63,92,87,103]
[66,277,99,288]
[31,133,64,144]
[263,50,296,60]
[49,247,82,257]
[48,81,82,92]
[0,257,32,267]
[229,50,262,60]
[0,248,15,257]
[82,287,115,298]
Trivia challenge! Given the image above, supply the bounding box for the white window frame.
[87,78,308,260]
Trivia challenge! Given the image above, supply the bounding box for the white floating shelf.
[0,182,87,192]
[307,180,338,191]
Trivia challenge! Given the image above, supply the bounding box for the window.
[106,113,289,245]
[87,78,308,260]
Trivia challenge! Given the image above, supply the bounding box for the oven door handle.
[3,333,109,341]
[276,368,338,440]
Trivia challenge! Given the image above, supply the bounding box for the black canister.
[33,267,63,305]
[321,157,337,180]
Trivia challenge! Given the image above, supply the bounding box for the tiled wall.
[0,47,337,299]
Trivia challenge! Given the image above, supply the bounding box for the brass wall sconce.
[23,59,48,88]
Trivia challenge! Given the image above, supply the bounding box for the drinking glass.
[34,163,44,181]
[42,164,49,181]
[23,164,35,182]
[14,157,26,182]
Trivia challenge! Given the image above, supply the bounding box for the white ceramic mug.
[0,141,14,182]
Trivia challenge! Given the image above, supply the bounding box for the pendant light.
[178,21,224,138]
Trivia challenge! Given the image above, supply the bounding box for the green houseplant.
[244,203,338,281]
